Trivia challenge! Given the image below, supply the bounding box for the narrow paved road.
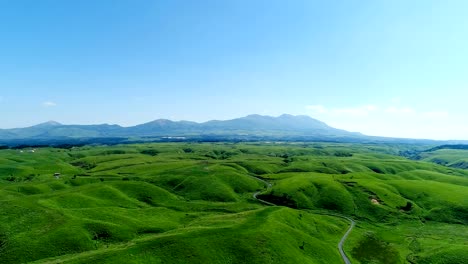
[336,215,355,264]
[251,175,355,264]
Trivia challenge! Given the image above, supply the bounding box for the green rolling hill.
[0,142,466,263]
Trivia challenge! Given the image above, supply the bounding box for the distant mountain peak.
[33,121,62,127]
[244,114,266,118]
[139,119,177,126]
[243,114,305,120]
[148,119,173,124]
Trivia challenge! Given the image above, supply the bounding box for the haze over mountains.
[0,114,466,145]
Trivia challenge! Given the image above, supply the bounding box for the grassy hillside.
[0,143,467,263]
[420,148,468,169]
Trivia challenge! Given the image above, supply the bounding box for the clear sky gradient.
[1,0,467,139]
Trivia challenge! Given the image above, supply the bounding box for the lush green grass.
[0,142,467,263]
[420,148,468,169]
[32,208,348,264]
[344,221,468,264]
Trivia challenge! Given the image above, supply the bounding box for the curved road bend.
[251,175,355,264]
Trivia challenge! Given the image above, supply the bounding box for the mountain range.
[0,115,358,139]
[0,114,466,146]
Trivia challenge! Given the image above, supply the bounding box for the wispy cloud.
[384,106,415,115]
[306,104,377,116]
[304,104,456,139]
[42,101,57,107]
[389,97,402,104]
[332,105,377,117]
[305,105,327,113]
[422,110,449,118]
[307,104,448,119]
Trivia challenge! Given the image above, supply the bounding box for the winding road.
[335,215,355,264]
[251,175,355,264]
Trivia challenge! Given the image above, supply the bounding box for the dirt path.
[250,175,355,264]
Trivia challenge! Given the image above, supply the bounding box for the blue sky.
[1,0,467,139]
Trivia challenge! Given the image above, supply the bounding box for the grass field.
[420,148,468,169]
[0,142,467,263]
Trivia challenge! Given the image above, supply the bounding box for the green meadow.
[0,143,467,263]
[420,148,468,169]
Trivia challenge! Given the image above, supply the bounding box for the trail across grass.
[251,174,356,264]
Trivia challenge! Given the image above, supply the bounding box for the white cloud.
[306,105,328,113]
[331,105,377,117]
[389,97,402,104]
[422,111,449,118]
[384,106,415,114]
[42,101,57,107]
[304,103,458,139]
[306,104,377,117]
